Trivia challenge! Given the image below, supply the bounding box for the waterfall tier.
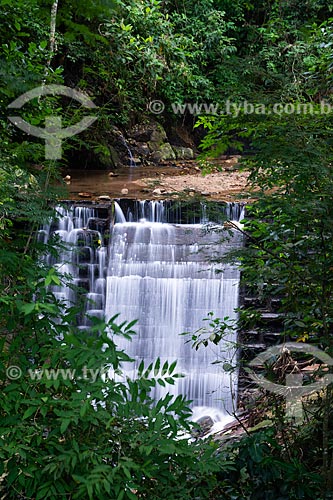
[40,200,244,421]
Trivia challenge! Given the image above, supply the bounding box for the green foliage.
[194,3,333,499]
[3,1,333,499]
[216,428,324,500]
[0,265,230,498]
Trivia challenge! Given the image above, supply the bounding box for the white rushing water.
[40,201,244,426]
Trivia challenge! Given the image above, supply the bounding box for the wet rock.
[121,188,129,195]
[98,195,111,201]
[78,192,92,198]
[109,145,122,168]
[192,416,214,437]
[201,191,212,196]
[63,175,71,181]
[132,143,150,158]
[108,172,119,177]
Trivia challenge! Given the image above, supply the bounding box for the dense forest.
[1,0,333,498]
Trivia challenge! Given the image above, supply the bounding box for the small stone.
[108,172,119,177]
[201,191,211,196]
[98,195,111,201]
[153,188,162,195]
[192,416,214,438]
[78,192,92,198]
[63,175,71,181]
[121,188,129,195]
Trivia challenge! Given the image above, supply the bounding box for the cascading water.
[118,133,137,168]
[40,200,244,428]
[39,206,107,325]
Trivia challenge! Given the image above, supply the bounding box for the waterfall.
[39,205,107,325]
[118,133,137,167]
[41,200,244,426]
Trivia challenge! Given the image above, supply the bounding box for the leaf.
[138,360,144,376]
[154,357,160,376]
[122,466,131,480]
[168,360,177,374]
[22,407,36,420]
[124,319,138,331]
[20,303,35,315]
[60,419,71,434]
[80,402,89,418]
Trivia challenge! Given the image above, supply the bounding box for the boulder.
[95,143,121,169]
[150,123,167,143]
[149,151,163,163]
[109,145,122,168]
[128,121,167,144]
[149,143,176,162]
[172,146,194,160]
[192,416,214,438]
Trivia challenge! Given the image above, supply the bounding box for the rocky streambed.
[62,156,251,202]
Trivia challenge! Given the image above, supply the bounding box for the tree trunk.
[47,0,59,68]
